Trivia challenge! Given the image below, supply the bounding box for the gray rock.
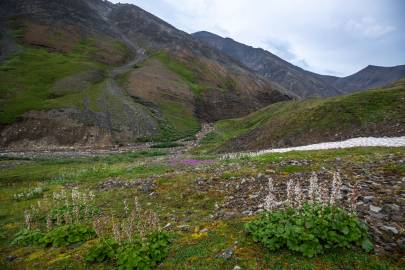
[370,212,388,220]
[398,239,405,250]
[242,210,253,216]
[218,248,233,260]
[341,185,351,192]
[195,177,205,185]
[177,225,190,232]
[139,183,155,193]
[363,196,374,202]
[5,255,17,262]
[381,225,399,235]
[370,205,382,213]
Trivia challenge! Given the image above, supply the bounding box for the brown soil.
[126,59,195,112]
[0,109,112,149]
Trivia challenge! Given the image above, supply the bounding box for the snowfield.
[222,136,405,159]
[269,136,405,153]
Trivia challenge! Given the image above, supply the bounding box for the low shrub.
[85,238,119,263]
[11,229,45,246]
[86,232,171,270]
[245,203,373,257]
[39,224,96,247]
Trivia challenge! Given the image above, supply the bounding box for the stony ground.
[0,143,404,269]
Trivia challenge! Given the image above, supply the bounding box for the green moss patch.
[154,51,206,95]
[0,47,105,124]
[157,101,200,141]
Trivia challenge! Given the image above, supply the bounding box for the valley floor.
[0,143,404,269]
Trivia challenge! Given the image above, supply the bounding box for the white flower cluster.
[93,197,160,243]
[23,187,98,231]
[52,187,95,206]
[13,187,45,201]
[262,172,359,212]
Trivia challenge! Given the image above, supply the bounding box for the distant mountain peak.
[193,31,405,97]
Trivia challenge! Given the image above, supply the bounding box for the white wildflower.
[308,172,319,203]
[294,181,303,208]
[330,172,342,205]
[89,191,95,201]
[349,183,360,212]
[46,215,53,231]
[319,181,329,205]
[24,210,32,230]
[124,200,129,217]
[285,179,295,207]
[263,177,280,211]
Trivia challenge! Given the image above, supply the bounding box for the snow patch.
[222,136,405,159]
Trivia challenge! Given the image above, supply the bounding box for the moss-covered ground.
[1,147,404,269]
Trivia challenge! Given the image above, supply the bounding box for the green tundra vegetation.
[1,20,404,270]
[0,43,201,142]
[0,46,106,124]
[197,79,405,153]
[1,147,404,269]
[154,51,206,96]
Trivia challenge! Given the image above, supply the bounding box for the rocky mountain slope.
[197,79,405,153]
[330,64,405,93]
[0,0,290,149]
[193,31,405,98]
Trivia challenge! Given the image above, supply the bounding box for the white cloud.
[345,17,395,38]
[110,0,405,76]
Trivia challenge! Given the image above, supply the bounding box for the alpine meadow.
[0,0,404,269]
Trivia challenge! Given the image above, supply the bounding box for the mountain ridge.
[193,31,405,98]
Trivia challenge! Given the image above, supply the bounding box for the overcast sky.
[110,0,405,76]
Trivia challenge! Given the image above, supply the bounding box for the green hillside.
[0,45,107,124]
[0,43,199,143]
[198,79,405,153]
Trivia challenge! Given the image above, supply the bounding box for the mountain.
[197,79,405,153]
[330,65,405,93]
[193,31,405,98]
[0,0,290,149]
